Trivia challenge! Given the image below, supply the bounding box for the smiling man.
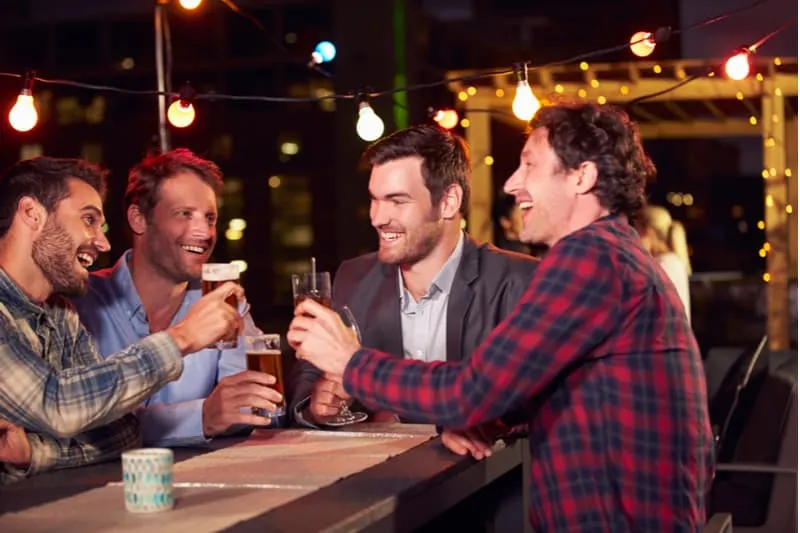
[288,104,714,532]
[0,156,245,484]
[73,149,281,447]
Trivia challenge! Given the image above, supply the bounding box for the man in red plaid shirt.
[288,103,714,532]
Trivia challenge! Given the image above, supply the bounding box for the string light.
[629,32,656,57]
[8,71,38,132]
[355,95,384,141]
[310,41,336,65]
[179,0,202,9]
[167,83,196,128]
[430,108,459,130]
[724,48,751,80]
[511,63,540,121]
[0,4,787,139]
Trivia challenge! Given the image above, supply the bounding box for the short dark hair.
[0,157,108,239]
[362,125,471,216]
[530,103,654,222]
[125,148,223,220]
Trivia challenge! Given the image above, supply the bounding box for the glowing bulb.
[725,50,751,81]
[433,109,459,130]
[9,92,38,132]
[311,41,336,64]
[629,31,656,57]
[179,0,201,9]
[167,100,195,128]
[512,81,540,121]
[356,102,384,141]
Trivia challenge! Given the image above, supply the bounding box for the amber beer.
[293,293,332,309]
[245,334,284,416]
[202,263,240,348]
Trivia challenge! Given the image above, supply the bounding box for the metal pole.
[155,1,170,153]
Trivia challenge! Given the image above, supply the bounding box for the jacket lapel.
[363,263,404,358]
[446,237,479,362]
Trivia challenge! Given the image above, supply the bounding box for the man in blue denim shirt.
[73,149,280,447]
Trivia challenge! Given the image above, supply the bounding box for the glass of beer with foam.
[202,263,240,349]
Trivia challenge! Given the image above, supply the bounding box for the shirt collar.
[0,267,47,318]
[398,231,465,303]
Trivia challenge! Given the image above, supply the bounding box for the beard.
[32,216,89,297]
[377,210,444,266]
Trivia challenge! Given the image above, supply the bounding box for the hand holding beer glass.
[202,263,241,349]
[292,264,368,427]
[244,334,285,417]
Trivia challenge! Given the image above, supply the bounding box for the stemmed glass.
[322,305,368,427]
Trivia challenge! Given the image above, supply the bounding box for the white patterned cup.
[121,448,175,513]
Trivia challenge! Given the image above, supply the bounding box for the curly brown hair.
[529,103,654,222]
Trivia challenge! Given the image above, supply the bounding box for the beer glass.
[291,271,367,426]
[202,263,240,349]
[244,334,284,417]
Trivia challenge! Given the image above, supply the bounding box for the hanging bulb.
[725,48,751,81]
[167,83,196,128]
[179,0,202,9]
[431,108,459,130]
[311,41,337,65]
[8,71,38,132]
[355,98,384,141]
[629,31,656,57]
[511,63,540,121]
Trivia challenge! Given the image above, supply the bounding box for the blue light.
[314,41,336,63]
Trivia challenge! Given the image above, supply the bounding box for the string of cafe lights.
[0,0,792,141]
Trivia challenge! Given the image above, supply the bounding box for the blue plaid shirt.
[0,268,183,484]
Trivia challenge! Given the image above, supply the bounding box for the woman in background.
[638,205,692,321]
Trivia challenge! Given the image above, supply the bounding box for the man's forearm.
[24,414,141,477]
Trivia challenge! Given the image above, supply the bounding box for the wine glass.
[322,305,368,427]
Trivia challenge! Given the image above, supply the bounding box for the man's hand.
[441,421,507,460]
[305,377,350,426]
[168,282,245,354]
[202,370,283,437]
[0,419,31,468]
[287,299,360,378]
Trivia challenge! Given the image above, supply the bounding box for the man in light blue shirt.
[73,149,280,447]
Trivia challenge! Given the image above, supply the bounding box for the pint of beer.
[202,263,240,349]
[244,334,284,417]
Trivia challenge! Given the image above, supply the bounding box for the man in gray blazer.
[289,125,537,441]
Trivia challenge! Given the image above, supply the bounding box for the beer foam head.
[202,263,240,281]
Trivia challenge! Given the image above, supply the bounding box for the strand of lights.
[355,94,384,141]
[8,71,38,132]
[167,83,196,128]
[511,63,541,121]
[0,5,785,137]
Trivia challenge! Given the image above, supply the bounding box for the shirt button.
[415,350,424,360]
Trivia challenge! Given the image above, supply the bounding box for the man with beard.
[73,149,281,447]
[0,156,246,484]
[288,125,537,531]
[288,104,713,532]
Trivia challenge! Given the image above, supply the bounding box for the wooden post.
[465,97,494,244]
[762,74,790,350]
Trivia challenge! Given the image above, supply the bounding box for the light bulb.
[312,41,337,64]
[356,103,384,141]
[167,100,195,128]
[9,92,38,132]
[512,81,540,121]
[629,31,656,58]
[179,0,202,9]
[725,50,750,81]
[433,109,459,130]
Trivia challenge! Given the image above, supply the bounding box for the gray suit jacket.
[287,236,539,424]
